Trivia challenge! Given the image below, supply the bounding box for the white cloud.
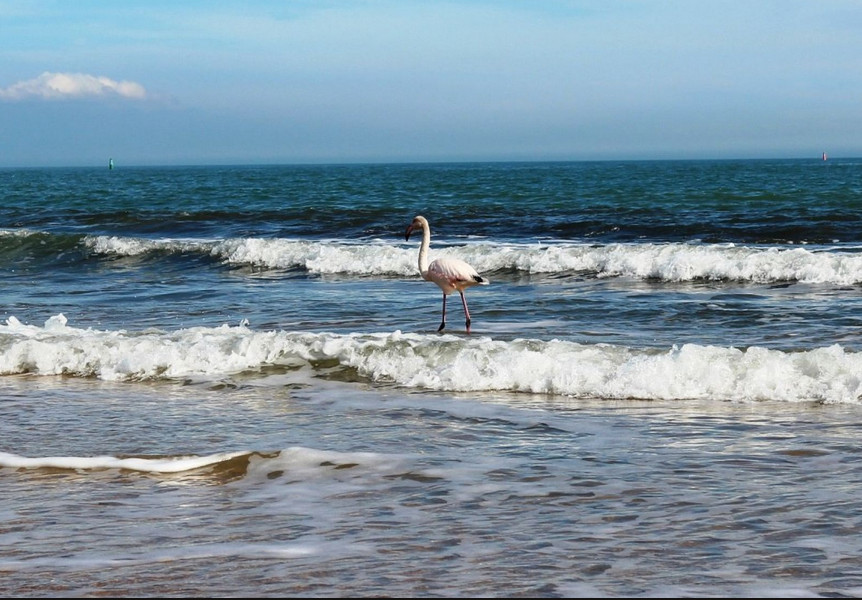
[0,72,146,101]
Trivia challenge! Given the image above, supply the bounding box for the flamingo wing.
[427,257,487,294]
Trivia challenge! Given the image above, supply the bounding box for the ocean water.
[3,159,862,597]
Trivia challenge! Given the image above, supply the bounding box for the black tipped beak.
[405,224,413,241]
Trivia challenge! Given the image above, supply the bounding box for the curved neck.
[418,224,431,278]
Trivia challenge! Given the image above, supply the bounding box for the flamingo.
[405,215,489,332]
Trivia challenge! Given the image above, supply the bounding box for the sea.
[2,158,862,598]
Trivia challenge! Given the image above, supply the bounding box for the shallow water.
[4,375,862,597]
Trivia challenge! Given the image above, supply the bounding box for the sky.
[1,0,861,167]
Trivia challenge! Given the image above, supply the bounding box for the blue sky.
[1,0,860,166]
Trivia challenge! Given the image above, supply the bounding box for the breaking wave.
[2,314,861,403]
[3,229,861,283]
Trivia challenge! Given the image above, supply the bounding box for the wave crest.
[79,234,862,284]
[2,315,861,403]
[0,446,403,483]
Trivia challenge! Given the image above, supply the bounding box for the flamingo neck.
[418,224,431,279]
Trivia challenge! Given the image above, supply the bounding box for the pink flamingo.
[405,215,489,332]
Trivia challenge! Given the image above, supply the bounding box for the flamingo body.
[405,215,488,332]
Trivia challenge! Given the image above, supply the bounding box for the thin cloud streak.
[0,72,147,101]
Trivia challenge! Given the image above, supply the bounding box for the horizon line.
[0,155,850,170]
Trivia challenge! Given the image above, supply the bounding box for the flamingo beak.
[405,224,414,241]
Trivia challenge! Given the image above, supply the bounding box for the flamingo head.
[405,215,427,241]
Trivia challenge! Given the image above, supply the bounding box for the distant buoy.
[109,158,114,170]
[822,152,828,161]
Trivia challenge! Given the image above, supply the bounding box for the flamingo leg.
[460,291,471,333]
[438,293,447,332]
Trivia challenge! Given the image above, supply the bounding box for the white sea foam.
[213,237,415,275]
[0,450,248,472]
[0,446,399,478]
[243,446,407,484]
[0,228,38,238]
[82,235,862,284]
[2,314,861,403]
[84,234,199,256]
